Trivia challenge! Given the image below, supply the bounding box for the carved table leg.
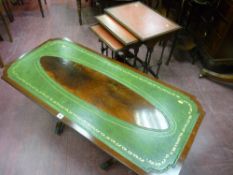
[76,0,82,25]
[55,121,65,135]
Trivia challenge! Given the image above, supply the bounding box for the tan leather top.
[91,24,124,51]
[105,1,181,41]
[96,14,138,45]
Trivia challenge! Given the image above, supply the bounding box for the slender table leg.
[100,40,105,55]
[111,50,115,58]
[3,0,14,22]
[143,48,150,73]
[38,0,45,18]
[0,6,13,42]
[143,46,154,73]
[133,47,139,67]
[0,55,4,68]
[105,46,109,57]
[100,40,109,56]
[155,40,167,78]
[76,0,82,25]
[166,33,178,65]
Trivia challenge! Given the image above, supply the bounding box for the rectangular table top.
[105,1,181,41]
[96,14,138,45]
[91,24,124,51]
[2,38,204,175]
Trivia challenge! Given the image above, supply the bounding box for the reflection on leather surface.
[105,2,181,41]
[40,56,169,130]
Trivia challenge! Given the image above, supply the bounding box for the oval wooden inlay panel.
[40,56,169,130]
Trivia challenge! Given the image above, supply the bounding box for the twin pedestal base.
[55,121,121,172]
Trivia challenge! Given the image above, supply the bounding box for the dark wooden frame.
[1,38,205,175]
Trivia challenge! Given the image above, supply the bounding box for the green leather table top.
[3,38,204,174]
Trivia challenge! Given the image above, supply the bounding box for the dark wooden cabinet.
[203,0,233,59]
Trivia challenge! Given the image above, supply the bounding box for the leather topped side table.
[91,24,124,56]
[91,23,141,64]
[105,2,181,76]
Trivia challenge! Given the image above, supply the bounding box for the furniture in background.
[0,0,13,42]
[2,0,14,22]
[76,0,82,25]
[0,54,4,68]
[162,0,233,83]
[200,0,233,63]
[77,0,136,25]
[200,68,233,84]
[38,0,47,17]
[77,0,159,25]
[177,0,233,69]
[162,0,200,65]
[0,0,48,42]
[91,2,181,78]
[13,0,47,17]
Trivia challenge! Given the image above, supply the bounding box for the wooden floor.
[0,1,233,175]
